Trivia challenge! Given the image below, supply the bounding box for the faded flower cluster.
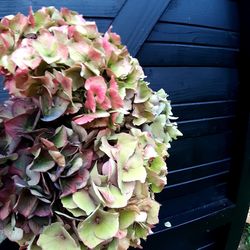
[0,7,182,250]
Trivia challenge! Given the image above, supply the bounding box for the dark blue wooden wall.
[0,1,243,249]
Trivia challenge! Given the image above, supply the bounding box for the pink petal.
[85,90,96,112]
[109,76,123,109]
[84,76,107,112]
[102,160,113,177]
[99,96,111,110]
[73,111,110,125]
[28,6,35,27]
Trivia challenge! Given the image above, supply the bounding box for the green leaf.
[37,222,80,250]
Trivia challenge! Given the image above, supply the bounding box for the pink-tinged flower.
[11,46,41,70]
[104,27,121,45]
[32,30,68,64]
[4,68,29,96]
[84,76,107,112]
[109,76,123,109]
[73,111,110,125]
[53,71,72,100]
[0,32,15,55]
[28,7,35,27]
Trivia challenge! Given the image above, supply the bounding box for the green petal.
[72,189,96,215]
[134,82,152,103]
[122,149,147,183]
[78,208,119,248]
[150,157,166,174]
[93,209,119,240]
[37,222,80,250]
[67,208,86,217]
[119,210,136,229]
[61,196,78,209]
[52,126,68,148]
[4,225,23,242]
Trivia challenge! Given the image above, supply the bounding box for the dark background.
[1,1,250,249]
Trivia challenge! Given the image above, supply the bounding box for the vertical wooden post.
[225,0,250,249]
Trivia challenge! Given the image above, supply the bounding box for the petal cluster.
[0,7,182,250]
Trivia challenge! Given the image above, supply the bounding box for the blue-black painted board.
[138,43,238,67]
[148,22,239,48]
[178,116,235,138]
[168,131,232,170]
[142,201,235,250]
[158,183,228,219]
[172,100,236,121]
[160,0,239,31]
[168,158,231,185]
[0,0,125,18]
[111,0,172,56]
[144,67,239,104]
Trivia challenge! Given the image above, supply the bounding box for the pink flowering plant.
[0,7,182,250]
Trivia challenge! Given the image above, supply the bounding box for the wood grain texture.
[0,0,125,18]
[172,100,236,121]
[144,201,235,249]
[148,22,239,48]
[138,43,238,67]
[160,0,239,31]
[178,116,235,138]
[158,183,228,218]
[168,131,232,170]
[168,158,231,185]
[144,67,239,103]
[111,0,172,56]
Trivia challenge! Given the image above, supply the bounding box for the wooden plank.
[160,0,239,31]
[225,0,250,248]
[168,131,232,170]
[158,183,228,219]
[138,43,238,67]
[172,100,236,121]
[148,22,239,48]
[168,158,231,185]
[111,0,172,56]
[161,171,229,201]
[0,77,8,103]
[144,67,239,104]
[178,116,235,138]
[142,201,235,250]
[0,0,125,18]
[0,0,31,18]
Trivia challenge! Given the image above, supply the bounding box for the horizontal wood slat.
[160,0,239,31]
[168,131,232,170]
[142,200,235,249]
[144,67,239,103]
[168,158,231,185]
[0,0,125,18]
[138,43,238,67]
[111,0,171,56]
[178,116,235,138]
[148,22,239,48]
[172,100,236,121]
[158,183,228,218]
[161,171,229,201]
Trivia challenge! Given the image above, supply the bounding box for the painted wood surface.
[0,0,244,249]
